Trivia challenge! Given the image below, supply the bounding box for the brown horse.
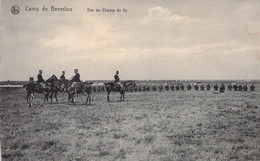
[104,80,136,102]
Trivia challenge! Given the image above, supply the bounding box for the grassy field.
[0,84,260,161]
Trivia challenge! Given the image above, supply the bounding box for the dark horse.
[66,81,93,104]
[104,80,136,102]
[45,75,64,103]
[23,81,50,104]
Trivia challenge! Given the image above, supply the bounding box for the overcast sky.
[1,0,260,81]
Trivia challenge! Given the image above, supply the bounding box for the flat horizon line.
[1,79,260,82]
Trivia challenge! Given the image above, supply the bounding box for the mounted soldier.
[114,71,124,90]
[60,71,66,80]
[71,69,80,82]
[36,70,47,91]
[37,70,44,84]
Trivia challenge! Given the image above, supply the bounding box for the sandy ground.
[0,86,260,161]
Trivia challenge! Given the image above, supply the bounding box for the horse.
[45,75,65,103]
[66,81,93,104]
[104,80,136,102]
[23,81,51,104]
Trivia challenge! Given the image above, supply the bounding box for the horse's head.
[46,74,58,82]
[124,80,136,88]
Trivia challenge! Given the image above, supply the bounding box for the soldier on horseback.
[60,71,66,80]
[114,71,124,90]
[72,69,80,82]
[36,70,46,90]
[67,69,82,97]
[37,70,44,84]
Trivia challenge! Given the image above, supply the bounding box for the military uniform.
[37,74,44,84]
[26,81,36,101]
[114,74,123,89]
[74,73,80,82]
[60,74,65,80]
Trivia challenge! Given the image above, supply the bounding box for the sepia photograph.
[0,0,260,160]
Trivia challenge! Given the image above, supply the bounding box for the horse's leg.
[120,91,122,102]
[55,90,58,103]
[72,96,74,103]
[46,93,49,103]
[68,93,70,102]
[44,93,48,104]
[71,93,74,103]
[107,92,110,102]
[89,94,91,104]
[86,95,89,105]
[49,91,53,103]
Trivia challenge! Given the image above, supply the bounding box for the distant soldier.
[187,84,191,90]
[159,85,163,92]
[194,84,199,91]
[233,84,238,91]
[220,83,225,93]
[165,84,169,91]
[206,84,211,90]
[227,84,232,91]
[200,84,205,91]
[170,85,175,91]
[180,84,184,90]
[176,85,180,91]
[214,84,219,91]
[250,84,255,91]
[243,84,248,91]
[26,77,36,106]
[238,85,243,91]
[114,71,124,90]
[138,86,142,92]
